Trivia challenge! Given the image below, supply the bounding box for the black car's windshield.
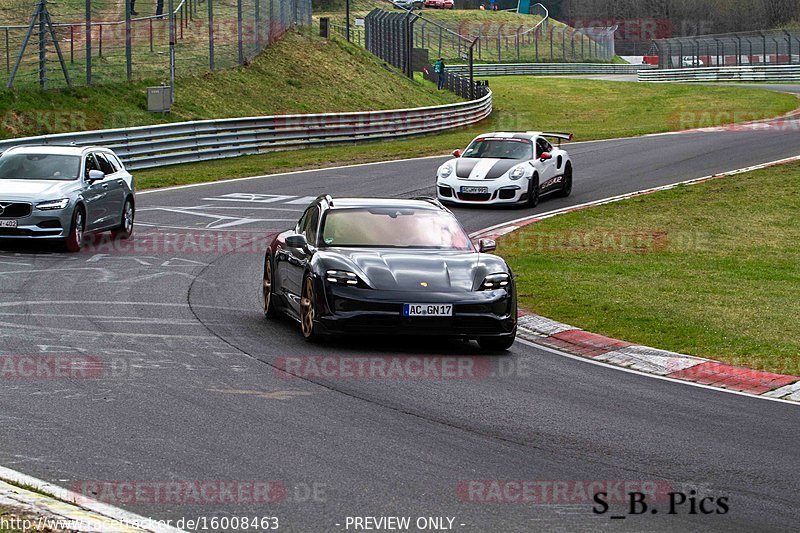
[321,207,474,250]
[0,153,81,181]
[462,138,533,160]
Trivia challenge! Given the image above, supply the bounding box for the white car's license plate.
[403,304,453,317]
[0,220,17,228]
[460,186,488,194]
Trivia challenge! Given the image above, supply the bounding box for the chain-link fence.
[0,0,311,89]
[653,29,800,69]
[333,6,615,65]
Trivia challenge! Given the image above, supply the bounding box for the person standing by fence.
[434,58,446,90]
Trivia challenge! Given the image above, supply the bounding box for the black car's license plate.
[460,186,488,194]
[403,304,453,317]
[0,220,17,228]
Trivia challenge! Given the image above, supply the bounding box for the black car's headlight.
[479,273,511,291]
[36,198,69,210]
[325,270,371,289]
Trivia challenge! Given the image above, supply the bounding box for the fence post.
[208,0,214,69]
[5,29,9,73]
[125,0,132,80]
[237,0,244,64]
[255,0,261,52]
[149,18,153,52]
[85,0,92,84]
[38,1,46,89]
[70,25,74,63]
[169,0,175,101]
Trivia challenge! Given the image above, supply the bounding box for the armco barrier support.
[0,92,492,170]
[638,65,800,83]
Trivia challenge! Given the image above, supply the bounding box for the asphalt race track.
[1,101,799,532]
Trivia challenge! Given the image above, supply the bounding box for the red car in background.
[424,0,454,8]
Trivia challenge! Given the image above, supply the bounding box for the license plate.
[460,186,488,194]
[0,220,17,228]
[403,304,453,317]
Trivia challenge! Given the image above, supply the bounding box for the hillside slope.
[0,32,459,139]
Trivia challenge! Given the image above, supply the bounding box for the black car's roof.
[326,197,444,211]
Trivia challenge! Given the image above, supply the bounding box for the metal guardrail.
[448,63,655,76]
[0,93,492,170]
[638,65,800,83]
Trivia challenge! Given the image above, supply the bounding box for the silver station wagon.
[0,145,135,252]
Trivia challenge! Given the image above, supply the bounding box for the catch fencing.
[0,0,312,89]
[0,91,492,169]
[639,64,800,83]
[653,29,800,69]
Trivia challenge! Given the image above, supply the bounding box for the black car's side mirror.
[87,170,105,184]
[286,234,308,249]
[478,238,496,253]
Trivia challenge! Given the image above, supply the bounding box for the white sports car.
[436,132,573,207]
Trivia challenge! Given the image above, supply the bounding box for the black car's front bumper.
[315,285,517,338]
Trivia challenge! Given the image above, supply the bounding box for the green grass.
[498,162,800,376]
[135,76,798,189]
[0,31,458,139]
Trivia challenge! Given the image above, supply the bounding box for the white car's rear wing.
[541,132,573,142]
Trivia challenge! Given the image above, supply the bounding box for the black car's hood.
[316,248,509,292]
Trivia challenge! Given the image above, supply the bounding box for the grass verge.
[0,32,459,139]
[498,161,800,376]
[136,77,798,189]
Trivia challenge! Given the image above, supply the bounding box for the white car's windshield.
[0,153,81,181]
[462,138,533,160]
[321,208,474,250]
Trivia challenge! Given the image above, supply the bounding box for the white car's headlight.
[439,163,454,178]
[36,198,69,210]
[510,167,527,180]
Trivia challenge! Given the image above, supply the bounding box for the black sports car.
[261,196,517,351]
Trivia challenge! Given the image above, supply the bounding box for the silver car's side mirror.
[478,238,496,253]
[87,170,105,183]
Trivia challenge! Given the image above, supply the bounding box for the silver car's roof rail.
[409,196,446,210]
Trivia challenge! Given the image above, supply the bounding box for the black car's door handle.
[101,184,109,190]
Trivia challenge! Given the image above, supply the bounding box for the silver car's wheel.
[112,198,134,239]
[64,207,85,253]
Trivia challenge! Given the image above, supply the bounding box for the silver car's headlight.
[510,167,526,180]
[36,198,69,210]
[479,273,511,291]
[439,163,453,178]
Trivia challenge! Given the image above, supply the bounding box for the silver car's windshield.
[462,139,533,160]
[321,208,474,250]
[0,153,81,181]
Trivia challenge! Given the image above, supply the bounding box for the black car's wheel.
[526,173,540,208]
[478,332,516,352]
[559,163,573,198]
[64,206,85,253]
[262,256,278,319]
[111,197,135,239]
[300,275,321,341]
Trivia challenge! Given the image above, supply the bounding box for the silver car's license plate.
[403,304,453,317]
[0,220,17,228]
[460,186,488,194]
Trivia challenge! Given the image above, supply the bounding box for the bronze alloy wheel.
[300,276,316,339]
[262,260,274,318]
